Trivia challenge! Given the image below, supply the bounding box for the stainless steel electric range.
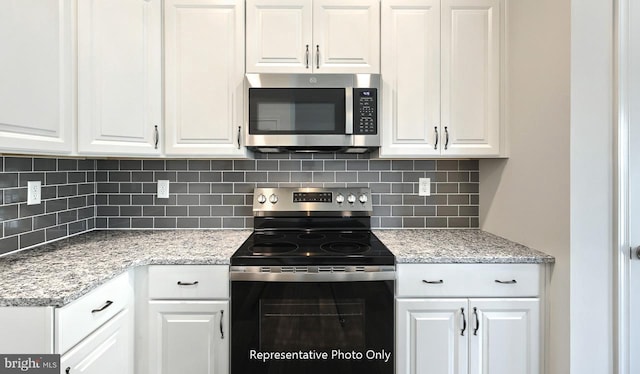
[230,187,395,374]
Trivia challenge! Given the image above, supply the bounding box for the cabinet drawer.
[56,271,133,354]
[148,265,229,299]
[396,264,542,297]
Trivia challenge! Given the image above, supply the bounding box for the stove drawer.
[148,265,229,299]
[396,264,543,297]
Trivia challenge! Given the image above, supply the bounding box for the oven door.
[231,279,394,374]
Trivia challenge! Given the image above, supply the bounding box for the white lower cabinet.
[396,264,544,374]
[60,309,133,374]
[148,301,229,374]
[469,298,540,374]
[58,271,135,374]
[144,265,230,374]
[397,298,540,374]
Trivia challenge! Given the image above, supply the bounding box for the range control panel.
[254,187,372,214]
[353,88,377,135]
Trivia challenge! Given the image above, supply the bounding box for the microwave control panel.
[353,88,377,135]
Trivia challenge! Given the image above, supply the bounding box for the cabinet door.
[441,0,501,156]
[380,0,441,157]
[313,0,380,73]
[468,298,540,374]
[164,0,247,157]
[397,298,468,374]
[0,0,74,155]
[246,0,313,73]
[61,309,134,374]
[148,300,229,374]
[77,0,162,156]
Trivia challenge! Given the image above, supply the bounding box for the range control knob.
[257,194,267,204]
[359,194,368,204]
[347,194,356,204]
[269,194,278,204]
[336,193,345,204]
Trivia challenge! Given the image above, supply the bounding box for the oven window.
[260,299,365,351]
[249,88,345,134]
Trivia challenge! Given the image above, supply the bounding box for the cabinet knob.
[65,367,71,374]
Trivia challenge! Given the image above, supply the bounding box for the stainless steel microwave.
[245,74,380,153]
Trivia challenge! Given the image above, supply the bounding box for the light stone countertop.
[0,230,251,307]
[0,229,553,307]
[373,229,555,264]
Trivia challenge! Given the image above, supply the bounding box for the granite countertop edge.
[0,229,554,307]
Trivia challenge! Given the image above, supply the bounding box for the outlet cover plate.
[157,180,170,199]
[27,181,42,205]
[418,178,431,196]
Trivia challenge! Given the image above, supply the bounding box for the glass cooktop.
[230,230,395,266]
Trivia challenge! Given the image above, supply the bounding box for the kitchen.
[0,0,625,374]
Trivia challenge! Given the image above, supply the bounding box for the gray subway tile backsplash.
[0,155,479,255]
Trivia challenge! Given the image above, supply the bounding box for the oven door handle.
[229,266,395,282]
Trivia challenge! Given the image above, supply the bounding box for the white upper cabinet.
[441,0,501,156]
[380,0,503,158]
[77,0,162,156]
[246,0,313,73]
[0,0,74,155]
[246,0,380,74]
[313,0,380,73]
[380,0,441,157]
[164,0,247,158]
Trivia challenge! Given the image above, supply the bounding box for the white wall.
[481,0,616,373]
[479,0,570,373]
[569,0,614,373]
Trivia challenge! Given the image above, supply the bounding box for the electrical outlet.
[418,178,431,196]
[157,180,170,199]
[27,181,42,205]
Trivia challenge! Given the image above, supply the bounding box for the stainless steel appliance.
[245,74,379,153]
[230,187,395,374]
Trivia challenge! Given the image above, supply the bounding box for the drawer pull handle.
[494,279,517,284]
[460,307,466,336]
[177,281,199,286]
[422,279,443,284]
[91,300,113,314]
[220,310,224,339]
[473,307,479,335]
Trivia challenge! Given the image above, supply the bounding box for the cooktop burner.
[320,241,370,254]
[250,242,298,254]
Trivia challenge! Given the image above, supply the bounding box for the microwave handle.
[345,88,353,135]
